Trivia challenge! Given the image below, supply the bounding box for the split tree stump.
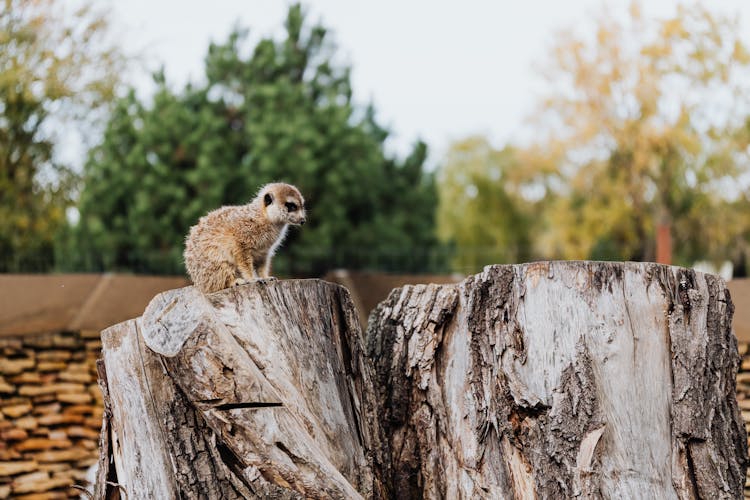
[96,262,747,499]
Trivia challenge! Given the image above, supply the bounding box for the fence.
[0,246,519,277]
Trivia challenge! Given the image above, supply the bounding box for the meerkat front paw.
[233,278,250,286]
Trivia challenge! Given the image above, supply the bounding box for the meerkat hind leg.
[194,261,239,293]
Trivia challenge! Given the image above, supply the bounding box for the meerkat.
[184,183,306,293]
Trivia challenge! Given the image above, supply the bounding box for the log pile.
[737,341,750,498]
[0,331,103,499]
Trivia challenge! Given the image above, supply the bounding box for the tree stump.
[96,262,747,499]
[97,280,376,499]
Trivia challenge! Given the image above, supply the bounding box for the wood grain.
[362,262,747,499]
[97,263,747,499]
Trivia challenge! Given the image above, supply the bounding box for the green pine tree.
[72,4,440,275]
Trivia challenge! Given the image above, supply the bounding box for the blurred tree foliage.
[71,4,438,275]
[0,0,122,271]
[437,137,547,271]
[438,2,750,272]
[532,2,750,265]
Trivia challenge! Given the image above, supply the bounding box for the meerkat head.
[259,183,306,226]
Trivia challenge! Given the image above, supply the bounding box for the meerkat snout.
[183,182,306,293]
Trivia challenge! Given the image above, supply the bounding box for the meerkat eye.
[285,202,298,212]
[264,193,273,206]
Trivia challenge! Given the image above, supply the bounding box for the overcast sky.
[105,0,750,162]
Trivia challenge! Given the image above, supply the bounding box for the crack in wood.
[214,402,283,410]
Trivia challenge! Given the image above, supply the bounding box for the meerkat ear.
[264,193,273,206]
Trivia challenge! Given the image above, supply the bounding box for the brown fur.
[184,183,306,293]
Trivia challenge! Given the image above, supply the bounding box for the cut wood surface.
[97,262,747,499]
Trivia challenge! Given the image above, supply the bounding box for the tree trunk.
[97,280,377,499]
[365,262,747,499]
[96,262,747,499]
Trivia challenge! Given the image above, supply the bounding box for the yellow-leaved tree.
[436,137,550,272]
[0,0,124,271]
[533,1,750,265]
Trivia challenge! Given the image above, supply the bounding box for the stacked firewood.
[738,341,750,500]
[0,331,102,499]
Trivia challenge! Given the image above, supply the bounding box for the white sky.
[104,0,750,163]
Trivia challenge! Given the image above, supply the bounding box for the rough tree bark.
[97,280,377,499]
[365,262,747,499]
[96,262,747,499]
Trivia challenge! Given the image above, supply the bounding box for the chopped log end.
[0,330,105,499]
